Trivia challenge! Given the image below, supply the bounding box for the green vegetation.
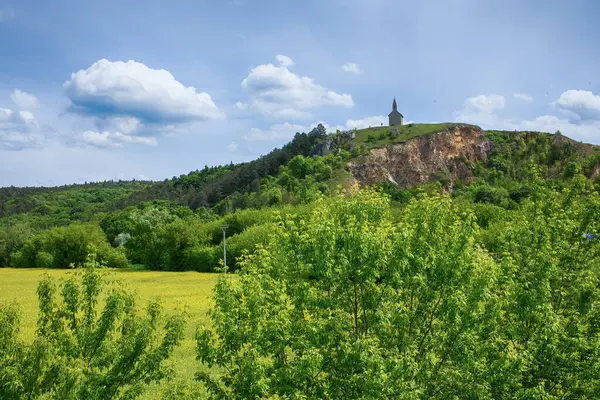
[0,181,148,229]
[2,117,600,397]
[0,267,219,398]
[197,184,600,398]
[2,124,600,275]
[353,122,459,148]
[0,254,187,399]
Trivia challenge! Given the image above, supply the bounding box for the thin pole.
[223,228,227,272]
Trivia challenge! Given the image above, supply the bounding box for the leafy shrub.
[15,223,122,269]
[225,222,279,271]
[473,184,509,206]
[196,187,600,399]
[563,161,582,179]
[184,245,218,272]
[0,254,186,399]
[508,184,532,203]
[35,251,54,269]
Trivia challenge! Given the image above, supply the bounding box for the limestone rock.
[348,125,492,188]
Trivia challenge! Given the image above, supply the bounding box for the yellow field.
[0,268,220,398]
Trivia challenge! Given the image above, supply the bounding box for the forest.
[1,123,600,398]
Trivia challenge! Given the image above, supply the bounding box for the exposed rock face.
[348,125,492,188]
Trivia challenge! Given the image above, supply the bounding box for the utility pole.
[220,224,229,273]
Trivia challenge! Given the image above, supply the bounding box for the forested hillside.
[1,123,600,273]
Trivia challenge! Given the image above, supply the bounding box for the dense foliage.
[1,126,600,275]
[196,184,600,399]
[116,124,329,210]
[2,125,600,397]
[0,254,186,399]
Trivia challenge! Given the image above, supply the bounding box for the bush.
[154,218,211,271]
[563,161,581,179]
[35,251,54,269]
[225,222,279,271]
[102,247,129,268]
[509,184,532,203]
[16,222,120,268]
[473,184,509,206]
[0,254,186,399]
[184,245,218,272]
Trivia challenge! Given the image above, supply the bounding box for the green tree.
[0,253,186,399]
[0,223,32,267]
[196,190,500,398]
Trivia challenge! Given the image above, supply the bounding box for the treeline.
[0,182,148,231]
[115,124,329,210]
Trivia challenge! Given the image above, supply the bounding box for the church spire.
[392,97,397,111]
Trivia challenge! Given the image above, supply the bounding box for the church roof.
[388,110,403,118]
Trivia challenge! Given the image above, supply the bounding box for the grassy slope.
[0,268,220,397]
[352,122,461,149]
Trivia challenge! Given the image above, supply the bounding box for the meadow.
[0,268,220,398]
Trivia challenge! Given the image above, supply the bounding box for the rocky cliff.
[348,124,492,188]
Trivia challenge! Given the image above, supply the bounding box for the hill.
[2,122,600,272]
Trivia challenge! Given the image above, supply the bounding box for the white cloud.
[64,59,224,123]
[244,116,394,143]
[244,122,307,141]
[239,56,353,120]
[276,55,295,67]
[342,62,362,74]
[81,131,157,148]
[345,115,387,129]
[514,92,533,103]
[454,91,600,144]
[553,89,600,121]
[98,116,142,135]
[508,115,600,144]
[0,108,45,150]
[455,94,505,126]
[227,141,239,152]
[10,90,39,109]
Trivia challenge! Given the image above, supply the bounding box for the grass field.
[0,268,220,398]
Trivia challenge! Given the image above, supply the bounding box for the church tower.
[388,98,404,126]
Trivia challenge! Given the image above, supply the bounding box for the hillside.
[2,122,600,272]
[2,122,600,222]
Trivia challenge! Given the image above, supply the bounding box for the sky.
[1,0,600,187]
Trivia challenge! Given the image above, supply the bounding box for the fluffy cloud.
[455,91,600,144]
[342,62,362,74]
[509,115,600,144]
[244,122,308,141]
[455,94,505,126]
[238,56,353,120]
[244,115,396,143]
[345,115,387,129]
[514,92,533,103]
[64,59,224,123]
[0,108,44,150]
[276,55,295,67]
[10,90,39,109]
[553,90,600,121]
[81,131,157,148]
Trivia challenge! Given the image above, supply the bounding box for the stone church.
[388,98,403,126]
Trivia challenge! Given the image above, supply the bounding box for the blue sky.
[1,0,599,186]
